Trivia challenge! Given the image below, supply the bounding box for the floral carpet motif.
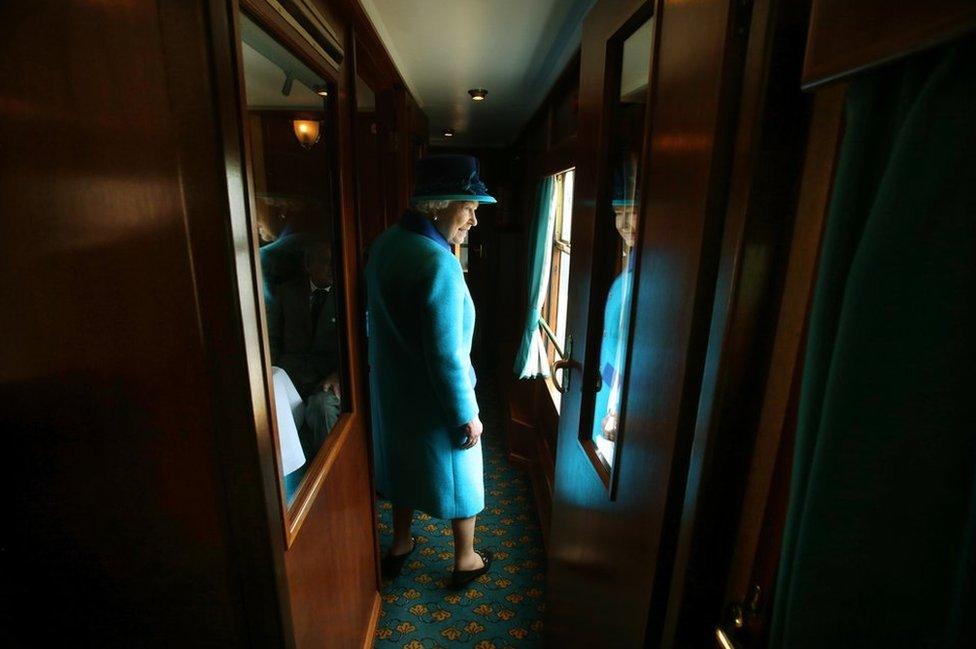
[374,381,546,648]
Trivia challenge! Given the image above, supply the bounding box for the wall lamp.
[293,120,321,149]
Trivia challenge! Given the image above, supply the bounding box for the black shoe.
[451,549,492,590]
[381,537,416,581]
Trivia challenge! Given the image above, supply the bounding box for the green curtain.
[514,176,556,378]
[770,38,976,647]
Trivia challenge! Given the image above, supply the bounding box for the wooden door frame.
[801,0,976,89]
[696,3,976,645]
[228,0,371,549]
[546,0,753,644]
[210,1,381,645]
[184,0,299,644]
[650,0,822,643]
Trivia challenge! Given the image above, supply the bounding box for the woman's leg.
[451,515,485,571]
[391,504,415,555]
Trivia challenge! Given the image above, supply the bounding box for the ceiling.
[241,14,326,110]
[359,0,596,148]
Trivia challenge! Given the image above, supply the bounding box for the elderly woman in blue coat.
[366,155,496,588]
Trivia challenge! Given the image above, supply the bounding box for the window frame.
[539,167,575,409]
[235,0,352,548]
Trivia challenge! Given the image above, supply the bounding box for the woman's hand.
[460,415,483,449]
[601,411,618,442]
[321,373,341,400]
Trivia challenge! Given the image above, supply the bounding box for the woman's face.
[614,206,637,249]
[435,201,479,245]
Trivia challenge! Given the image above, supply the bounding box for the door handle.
[550,335,578,394]
[715,627,742,649]
[551,358,579,393]
[714,585,762,649]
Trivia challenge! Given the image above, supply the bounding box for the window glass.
[540,168,575,409]
[239,13,346,505]
[354,71,386,251]
[589,18,652,468]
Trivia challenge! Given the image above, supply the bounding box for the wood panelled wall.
[1,0,425,646]
[0,1,290,644]
[477,55,582,546]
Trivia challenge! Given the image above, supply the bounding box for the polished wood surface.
[234,2,385,645]
[719,83,846,647]
[1,0,290,644]
[362,592,382,649]
[546,0,754,644]
[802,0,976,88]
[653,0,815,643]
[352,65,392,255]
[285,419,378,648]
[2,0,401,644]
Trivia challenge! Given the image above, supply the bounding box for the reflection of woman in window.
[594,158,638,447]
[366,155,497,589]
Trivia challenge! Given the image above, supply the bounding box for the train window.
[239,12,347,506]
[586,17,653,470]
[540,168,575,408]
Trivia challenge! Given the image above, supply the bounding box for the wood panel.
[653,0,815,643]
[285,418,378,649]
[492,52,581,541]
[0,0,289,644]
[546,0,753,644]
[802,0,976,88]
[718,82,846,647]
[232,3,382,646]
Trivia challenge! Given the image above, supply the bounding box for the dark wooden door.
[709,3,976,646]
[545,0,753,645]
[0,0,293,644]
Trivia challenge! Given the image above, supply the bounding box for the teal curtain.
[770,38,976,647]
[514,176,556,378]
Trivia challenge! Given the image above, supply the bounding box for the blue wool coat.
[592,264,633,442]
[365,218,482,520]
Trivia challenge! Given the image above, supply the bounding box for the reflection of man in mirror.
[596,163,639,444]
[268,240,342,452]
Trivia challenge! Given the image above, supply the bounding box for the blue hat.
[611,158,638,208]
[411,154,497,204]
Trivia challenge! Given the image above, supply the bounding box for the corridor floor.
[373,381,546,648]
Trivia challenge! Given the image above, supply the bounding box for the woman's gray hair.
[412,199,452,216]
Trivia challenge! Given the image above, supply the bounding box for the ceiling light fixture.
[315,85,329,97]
[442,129,455,138]
[468,88,488,101]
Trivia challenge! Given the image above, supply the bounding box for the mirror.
[239,12,347,505]
[589,17,653,470]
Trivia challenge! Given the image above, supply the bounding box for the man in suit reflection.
[268,240,342,457]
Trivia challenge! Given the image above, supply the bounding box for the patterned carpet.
[373,381,547,648]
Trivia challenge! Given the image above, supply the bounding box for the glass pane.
[560,169,575,242]
[540,168,575,410]
[356,74,376,111]
[354,72,386,252]
[556,250,570,353]
[590,17,653,469]
[239,13,346,506]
